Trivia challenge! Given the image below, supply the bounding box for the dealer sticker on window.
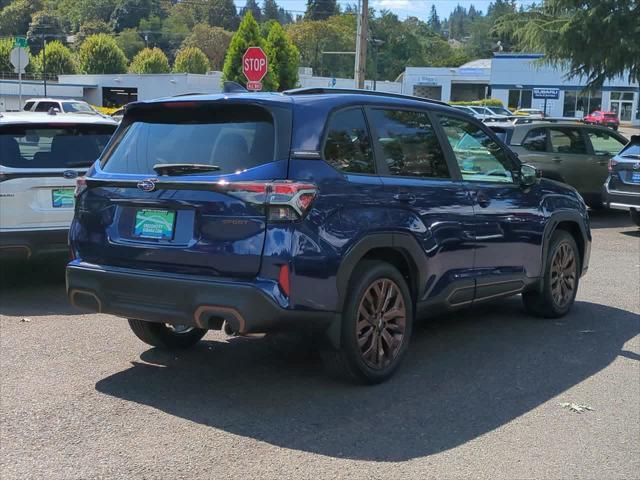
[51,188,75,208]
[133,209,176,240]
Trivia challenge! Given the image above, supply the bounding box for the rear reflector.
[278,264,291,297]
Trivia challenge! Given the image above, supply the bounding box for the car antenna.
[223,81,248,93]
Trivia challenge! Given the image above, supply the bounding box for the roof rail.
[282,87,448,106]
[172,92,207,97]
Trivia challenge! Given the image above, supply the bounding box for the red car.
[584,111,620,130]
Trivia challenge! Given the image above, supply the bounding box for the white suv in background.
[0,111,117,259]
[22,98,100,115]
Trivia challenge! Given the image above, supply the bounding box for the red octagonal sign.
[243,47,268,91]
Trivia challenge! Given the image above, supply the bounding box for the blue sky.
[234,1,533,22]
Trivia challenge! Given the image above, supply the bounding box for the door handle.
[473,191,491,208]
[393,192,415,202]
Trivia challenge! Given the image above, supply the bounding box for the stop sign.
[243,47,268,90]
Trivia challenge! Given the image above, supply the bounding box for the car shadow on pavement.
[0,255,82,317]
[588,209,633,229]
[95,298,639,462]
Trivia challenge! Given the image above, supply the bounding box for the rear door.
[546,126,592,193]
[0,123,115,231]
[367,107,477,307]
[73,101,292,278]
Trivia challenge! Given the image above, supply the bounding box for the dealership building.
[401,53,639,126]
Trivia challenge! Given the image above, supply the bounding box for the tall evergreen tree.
[304,0,338,21]
[222,12,278,91]
[427,5,441,33]
[241,0,262,22]
[265,21,299,90]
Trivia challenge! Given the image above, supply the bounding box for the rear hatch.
[72,100,292,278]
[0,122,116,230]
[610,136,640,190]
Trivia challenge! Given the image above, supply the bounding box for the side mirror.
[520,164,540,187]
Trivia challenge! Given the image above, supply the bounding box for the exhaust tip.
[222,320,237,336]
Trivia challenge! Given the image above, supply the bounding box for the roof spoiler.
[630,135,640,144]
[223,81,248,93]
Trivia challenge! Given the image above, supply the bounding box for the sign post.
[242,47,268,92]
[10,43,30,108]
[533,88,560,117]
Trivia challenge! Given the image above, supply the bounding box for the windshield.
[101,104,276,175]
[0,124,116,168]
[62,102,95,114]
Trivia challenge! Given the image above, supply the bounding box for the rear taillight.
[222,181,318,221]
[608,159,618,172]
[75,177,87,198]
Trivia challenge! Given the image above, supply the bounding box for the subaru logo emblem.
[137,179,157,192]
[62,170,78,179]
[633,162,640,170]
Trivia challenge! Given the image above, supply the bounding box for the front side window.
[323,108,374,174]
[439,115,514,183]
[34,102,59,112]
[522,128,547,152]
[587,130,625,155]
[0,124,116,168]
[549,128,587,154]
[369,109,449,179]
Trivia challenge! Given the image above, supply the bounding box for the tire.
[523,230,580,318]
[630,208,640,227]
[127,319,207,349]
[321,260,414,384]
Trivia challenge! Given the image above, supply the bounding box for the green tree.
[129,47,170,73]
[304,0,338,21]
[170,0,239,31]
[241,0,262,22]
[32,40,76,76]
[26,10,67,55]
[173,46,210,74]
[427,5,441,33]
[286,15,355,78]
[0,0,41,36]
[61,0,118,31]
[115,28,145,60]
[263,0,280,21]
[182,24,233,71]
[78,33,128,74]
[265,21,299,90]
[222,12,278,90]
[110,0,163,32]
[76,20,112,47]
[494,0,639,86]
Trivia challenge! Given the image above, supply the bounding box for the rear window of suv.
[0,124,116,169]
[101,104,286,175]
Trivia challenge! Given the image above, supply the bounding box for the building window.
[564,90,602,117]
[563,91,577,117]
[508,89,532,109]
[102,87,138,108]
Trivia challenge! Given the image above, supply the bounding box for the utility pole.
[354,0,368,89]
[42,34,47,97]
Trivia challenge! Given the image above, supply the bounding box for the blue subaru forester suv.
[67,88,591,383]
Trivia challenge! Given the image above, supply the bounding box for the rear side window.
[522,128,547,152]
[102,104,278,175]
[549,128,587,154]
[62,102,94,114]
[0,124,116,168]
[23,101,34,111]
[587,129,625,155]
[323,108,374,174]
[34,102,59,112]
[369,109,449,178]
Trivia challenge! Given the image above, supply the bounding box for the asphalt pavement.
[1,210,638,479]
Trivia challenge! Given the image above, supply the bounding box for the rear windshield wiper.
[152,163,221,176]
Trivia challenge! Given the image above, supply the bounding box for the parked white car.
[0,111,117,259]
[22,98,99,115]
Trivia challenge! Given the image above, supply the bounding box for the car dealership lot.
[1,211,638,480]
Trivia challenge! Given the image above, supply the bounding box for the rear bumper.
[603,181,640,210]
[66,262,337,335]
[0,228,68,259]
